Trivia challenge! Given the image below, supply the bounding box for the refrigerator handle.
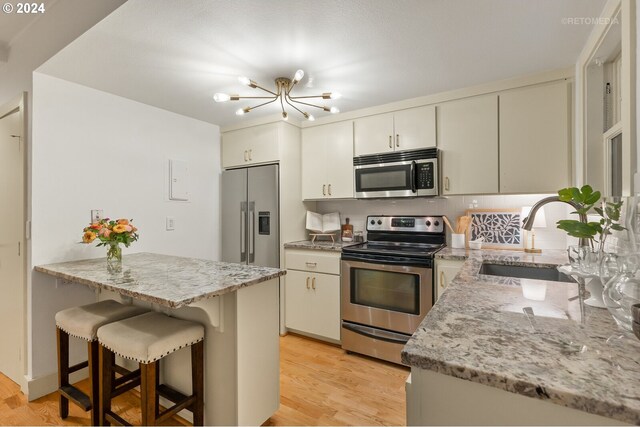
[240,202,247,262]
[249,201,255,264]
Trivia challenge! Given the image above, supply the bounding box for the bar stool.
[55,300,148,425]
[97,312,205,426]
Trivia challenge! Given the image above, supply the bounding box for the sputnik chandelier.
[213,69,341,121]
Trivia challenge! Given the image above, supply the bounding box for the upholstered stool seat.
[55,300,148,425]
[98,312,205,426]
[56,299,148,341]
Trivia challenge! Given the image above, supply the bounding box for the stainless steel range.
[340,215,446,365]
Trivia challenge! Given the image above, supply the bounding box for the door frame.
[0,92,28,390]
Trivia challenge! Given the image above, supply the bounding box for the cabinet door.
[499,82,570,193]
[393,105,436,151]
[309,273,341,341]
[435,260,464,301]
[301,126,328,200]
[222,123,279,168]
[438,95,499,195]
[284,270,311,332]
[353,113,394,156]
[325,121,354,198]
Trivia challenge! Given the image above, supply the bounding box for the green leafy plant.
[556,185,625,252]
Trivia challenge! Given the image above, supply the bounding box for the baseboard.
[26,367,88,401]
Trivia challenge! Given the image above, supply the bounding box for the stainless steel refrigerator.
[221,164,279,268]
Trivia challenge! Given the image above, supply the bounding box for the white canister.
[451,233,466,249]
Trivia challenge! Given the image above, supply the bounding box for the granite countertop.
[404,248,640,424]
[284,240,358,252]
[35,252,286,308]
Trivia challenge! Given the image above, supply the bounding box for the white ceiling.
[37,0,606,127]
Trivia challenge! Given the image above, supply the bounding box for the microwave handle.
[410,161,417,193]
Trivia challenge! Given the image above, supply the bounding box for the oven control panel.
[366,215,445,233]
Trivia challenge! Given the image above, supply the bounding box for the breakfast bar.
[35,252,286,426]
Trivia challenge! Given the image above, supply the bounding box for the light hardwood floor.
[265,334,408,426]
[0,334,407,426]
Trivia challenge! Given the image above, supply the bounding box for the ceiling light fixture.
[214,69,341,121]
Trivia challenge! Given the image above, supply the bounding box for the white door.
[438,95,499,195]
[284,270,311,332]
[301,125,328,200]
[353,112,394,156]
[0,99,25,387]
[393,105,437,151]
[499,81,571,194]
[309,273,341,341]
[324,121,354,199]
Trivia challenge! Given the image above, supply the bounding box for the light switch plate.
[91,209,103,223]
[166,216,175,231]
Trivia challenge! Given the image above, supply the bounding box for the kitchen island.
[35,252,286,426]
[403,249,640,426]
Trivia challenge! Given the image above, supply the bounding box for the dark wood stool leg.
[56,327,69,419]
[140,361,158,426]
[191,341,204,426]
[99,345,114,426]
[87,340,100,427]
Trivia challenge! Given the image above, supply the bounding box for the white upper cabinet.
[393,106,437,151]
[353,106,436,156]
[222,123,280,168]
[301,121,354,200]
[438,95,499,195]
[353,113,394,156]
[499,81,571,194]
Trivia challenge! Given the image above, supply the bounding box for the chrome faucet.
[522,196,591,247]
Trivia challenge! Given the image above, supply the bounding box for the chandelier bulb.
[213,93,231,103]
[293,69,305,83]
[330,106,340,114]
[330,92,342,100]
[238,76,251,86]
[307,114,315,122]
[235,108,247,116]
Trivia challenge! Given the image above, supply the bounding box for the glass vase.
[603,253,640,332]
[106,242,122,273]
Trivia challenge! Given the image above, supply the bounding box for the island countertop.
[403,248,640,424]
[35,252,286,308]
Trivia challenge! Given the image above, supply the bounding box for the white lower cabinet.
[434,259,464,301]
[285,250,341,342]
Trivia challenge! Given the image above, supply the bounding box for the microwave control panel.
[416,162,434,189]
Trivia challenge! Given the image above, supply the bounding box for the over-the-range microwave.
[354,148,439,198]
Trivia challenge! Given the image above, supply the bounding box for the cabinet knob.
[248,149,252,161]
[388,135,392,148]
[444,177,450,192]
[440,271,445,288]
[311,277,316,290]
[306,277,310,289]
[322,184,326,196]
[396,134,400,147]
[305,262,317,268]
[328,184,332,196]
[244,150,248,162]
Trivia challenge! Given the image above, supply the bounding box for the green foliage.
[555,186,625,251]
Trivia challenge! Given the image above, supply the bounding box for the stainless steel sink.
[479,263,575,283]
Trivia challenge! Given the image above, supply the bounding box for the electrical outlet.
[91,209,104,223]
[166,216,175,231]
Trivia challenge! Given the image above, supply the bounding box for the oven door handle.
[342,322,409,345]
[410,161,417,193]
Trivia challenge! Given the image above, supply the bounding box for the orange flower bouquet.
[82,218,139,266]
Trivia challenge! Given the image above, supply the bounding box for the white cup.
[451,233,466,249]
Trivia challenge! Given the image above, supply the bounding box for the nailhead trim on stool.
[55,300,148,426]
[98,312,205,426]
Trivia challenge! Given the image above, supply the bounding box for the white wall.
[315,194,572,250]
[29,73,221,383]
